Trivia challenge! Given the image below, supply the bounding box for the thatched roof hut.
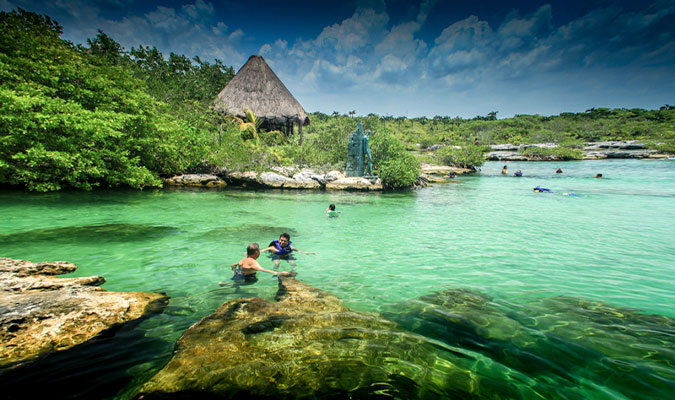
[214,55,310,143]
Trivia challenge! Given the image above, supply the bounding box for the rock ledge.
[0,257,168,368]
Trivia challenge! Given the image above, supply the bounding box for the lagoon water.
[1,159,673,399]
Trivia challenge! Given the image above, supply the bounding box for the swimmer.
[325,204,342,217]
[533,186,553,193]
[556,168,563,174]
[222,243,289,288]
[595,173,603,178]
[262,233,315,270]
[514,170,523,177]
[501,165,508,175]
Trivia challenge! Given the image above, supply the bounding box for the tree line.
[1,9,672,191]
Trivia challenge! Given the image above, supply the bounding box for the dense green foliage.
[369,130,420,189]
[1,9,672,191]
[0,9,237,191]
[518,147,585,160]
[434,145,490,169]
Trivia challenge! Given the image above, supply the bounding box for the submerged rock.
[135,277,533,399]
[384,288,675,399]
[0,258,168,368]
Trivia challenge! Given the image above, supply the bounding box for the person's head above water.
[328,204,336,211]
[595,173,603,178]
[278,233,290,245]
[247,243,260,257]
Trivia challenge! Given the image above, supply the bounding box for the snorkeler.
[533,186,553,193]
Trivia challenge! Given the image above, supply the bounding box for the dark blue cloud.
[1,0,673,117]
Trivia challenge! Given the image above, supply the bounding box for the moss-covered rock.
[135,278,528,399]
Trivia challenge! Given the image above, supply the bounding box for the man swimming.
[230,243,287,285]
[261,233,314,270]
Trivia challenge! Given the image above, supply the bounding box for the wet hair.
[596,173,603,178]
[247,243,260,256]
[503,165,507,169]
[329,204,336,211]
[280,233,290,241]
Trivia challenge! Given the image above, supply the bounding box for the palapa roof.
[214,55,309,126]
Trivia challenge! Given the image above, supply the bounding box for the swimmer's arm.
[251,262,279,275]
[260,245,276,253]
[291,246,316,255]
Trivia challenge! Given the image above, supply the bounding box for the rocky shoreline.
[0,257,168,368]
[164,164,472,191]
[486,140,669,161]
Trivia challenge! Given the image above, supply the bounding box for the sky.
[2,0,674,118]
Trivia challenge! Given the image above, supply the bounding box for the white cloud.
[2,0,246,65]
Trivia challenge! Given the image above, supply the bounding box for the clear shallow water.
[0,159,673,399]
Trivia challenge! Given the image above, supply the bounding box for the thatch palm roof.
[214,55,309,126]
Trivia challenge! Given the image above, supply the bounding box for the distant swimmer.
[533,186,553,193]
[325,204,342,218]
[501,165,508,175]
[556,168,563,174]
[595,173,603,178]
[514,170,523,177]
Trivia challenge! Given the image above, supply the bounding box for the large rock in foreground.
[135,277,530,399]
[0,257,168,368]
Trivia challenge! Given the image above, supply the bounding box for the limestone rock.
[259,172,294,188]
[419,163,472,176]
[163,174,227,188]
[326,176,383,191]
[0,258,168,368]
[324,170,345,182]
[135,277,496,399]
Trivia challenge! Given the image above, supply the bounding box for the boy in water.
[230,243,287,286]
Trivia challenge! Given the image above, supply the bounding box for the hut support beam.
[298,121,304,145]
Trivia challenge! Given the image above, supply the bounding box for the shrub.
[518,147,584,160]
[434,145,487,170]
[369,130,420,189]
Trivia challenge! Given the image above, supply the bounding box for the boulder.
[163,174,227,188]
[0,258,168,368]
[324,170,345,182]
[259,172,295,188]
[419,163,472,176]
[326,177,383,191]
[135,276,516,399]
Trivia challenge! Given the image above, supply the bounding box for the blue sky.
[2,0,674,118]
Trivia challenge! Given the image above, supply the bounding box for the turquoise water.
[0,159,673,399]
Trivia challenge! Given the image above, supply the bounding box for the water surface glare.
[0,159,673,399]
